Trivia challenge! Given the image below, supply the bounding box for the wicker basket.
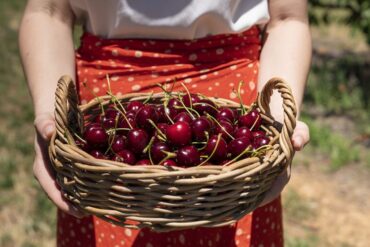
[49,75,297,232]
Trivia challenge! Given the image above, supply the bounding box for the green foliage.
[309,0,370,43]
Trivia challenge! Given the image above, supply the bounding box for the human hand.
[33,112,86,218]
[258,120,310,206]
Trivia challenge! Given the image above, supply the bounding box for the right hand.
[33,112,86,218]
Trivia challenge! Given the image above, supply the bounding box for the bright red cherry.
[238,109,262,130]
[84,123,108,147]
[176,145,201,167]
[234,127,253,140]
[166,121,192,146]
[113,149,137,165]
[127,128,149,154]
[217,107,235,123]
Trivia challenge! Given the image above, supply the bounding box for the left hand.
[258,120,310,206]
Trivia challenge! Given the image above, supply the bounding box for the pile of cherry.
[77,93,271,167]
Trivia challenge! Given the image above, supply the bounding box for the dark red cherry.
[238,110,262,130]
[215,120,234,141]
[100,116,116,129]
[127,101,144,112]
[118,116,136,134]
[234,127,253,141]
[252,136,270,149]
[105,108,120,119]
[136,159,151,166]
[204,135,228,162]
[228,137,252,158]
[176,146,201,167]
[166,121,192,146]
[252,130,266,139]
[161,159,178,167]
[84,124,108,146]
[113,149,137,165]
[127,128,149,154]
[183,93,201,108]
[194,99,218,116]
[125,110,136,120]
[111,135,127,153]
[89,150,107,159]
[150,142,170,163]
[168,98,182,111]
[191,116,212,141]
[217,107,235,123]
[135,105,159,130]
[174,112,193,124]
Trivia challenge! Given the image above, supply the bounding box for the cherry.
[234,127,253,140]
[252,130,266,139]
[105,108,120,119]
[127,128,149,154]
[168,98,181,111]
[84,123,108,147]
[191,116,212,141]
[194,99,218,116]
[176,145,201,167]
[118,116,136,134]
[166,121,192,146]
[183,93,200,108]
[135,105,159,130]
[156,105,178,123]
[111,135,127,153]
[215,120,234,141]
[174,112,193,124]
[150,142,170,163]
[98,115,116,129]
[252,136,270,149]
[127,101,144,112]
[228,137,252,158]
[89,150,107,159]
[161,159,178,167]
[136,159,151,166]
[113,149,136,165]
[125,110,136,120]
[217,107,235,123]
[238,109,262,130]
[204,135,228,162]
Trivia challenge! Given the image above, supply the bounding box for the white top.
[69,0,270,40]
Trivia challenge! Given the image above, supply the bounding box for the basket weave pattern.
[49,76,297,231]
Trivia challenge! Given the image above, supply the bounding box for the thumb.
[34,113,56,141]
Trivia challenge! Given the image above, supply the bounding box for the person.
[19,0,311,246]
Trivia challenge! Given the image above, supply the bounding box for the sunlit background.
[0,1,369,246]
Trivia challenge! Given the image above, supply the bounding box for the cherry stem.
[196,131,210,151]
[83,81,105,115]
[146,137,156,165]
[193,102,219,113]
[143,91,154,104]
[73,133,86,143]
[251,145,273,157]
[199,133,222,166]
[106,128,130,134]
[148,119,167,140]
[180,82,193,108]
[206,113,235,140]
[163,97,175,124]
[157,151,177,166]
[176,92,197,119]
[223,146,253,166]
[236,80,247,115]
[113,105,133,129]
[249,113,261,131]
[104,116,121,155]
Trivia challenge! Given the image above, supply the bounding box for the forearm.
[19,1,75,116]
[258,9,311,119]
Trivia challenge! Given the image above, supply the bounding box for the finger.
[34,113,55,140]
[34,136,87,218]
[292,121,310,151]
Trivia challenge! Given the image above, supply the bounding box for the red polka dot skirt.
[57,26,284,247]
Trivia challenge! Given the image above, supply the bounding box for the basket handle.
[258,77,297,165]
[54,75,82,144]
